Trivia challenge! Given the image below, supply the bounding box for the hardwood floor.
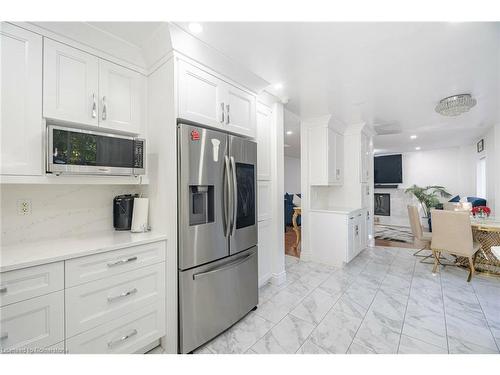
[375,238,416,249]
[285,226,300,258]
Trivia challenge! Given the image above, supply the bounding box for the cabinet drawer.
[65,263,165,337]
[66,302,165,354]
[0,291,64,351]
[0,262,64,307]
[65,241,166,287]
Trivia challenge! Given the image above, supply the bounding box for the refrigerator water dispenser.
[189,185,214,225]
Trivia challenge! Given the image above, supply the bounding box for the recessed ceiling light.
[410,135,417,140]
[415,146,421,151]
[188,23,203,34]
[286,130,293,135]
[274,83,283,90]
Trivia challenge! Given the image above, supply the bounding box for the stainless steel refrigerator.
[177,123,258,354]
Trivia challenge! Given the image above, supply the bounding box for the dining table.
[459,216,500,276]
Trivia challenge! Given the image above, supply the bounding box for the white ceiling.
[174,22,500,154]
[93,22,500,155]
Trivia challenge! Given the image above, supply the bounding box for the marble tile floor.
[192,246,500,354]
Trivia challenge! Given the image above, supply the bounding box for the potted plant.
[405,185,452,231]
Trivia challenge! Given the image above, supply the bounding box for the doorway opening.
[284,109,301,258]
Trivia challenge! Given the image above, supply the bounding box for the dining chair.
[430,210,481,282]
[407,205,432,261]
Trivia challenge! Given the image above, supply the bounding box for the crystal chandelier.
[435,94,477,117]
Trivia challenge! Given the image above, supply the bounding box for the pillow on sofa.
[292,194,302,207]
[449,195,460,203]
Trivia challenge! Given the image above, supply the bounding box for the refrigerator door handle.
[224,155,232,237]
[230,156,238,235]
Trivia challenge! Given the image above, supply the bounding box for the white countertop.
[309,206,362,214]
[0,231,167,273]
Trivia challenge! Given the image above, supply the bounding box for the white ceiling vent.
[373,123,402,136]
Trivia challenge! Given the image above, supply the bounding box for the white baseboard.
[300,250,312,261]
[270,270,287,285]
[259,273,272,287]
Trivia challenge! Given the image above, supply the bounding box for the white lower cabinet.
[66,302,165,354]
[0,291,64,352]
[65,262,165,337]
[257,220,272,287]
[310,208,368,267]
[0,240,167,354]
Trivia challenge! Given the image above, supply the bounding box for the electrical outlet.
[17,199,32,215]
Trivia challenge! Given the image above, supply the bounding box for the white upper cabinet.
[43,39,144,134]
[178,59,225,128]
[223,85,256,137]
[177,59,256,137]
[256,103,272,180]
[308,126,343,186]
[98,60,142,134]
[1,23,43,176]
[43,39,99,127]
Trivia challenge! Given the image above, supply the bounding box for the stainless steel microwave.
[47,125,145,176]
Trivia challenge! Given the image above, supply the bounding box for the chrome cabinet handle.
[193,252,255,280]
[102,96,107,120]
[0,333,8,340]
[107,256,137,267]
[0,287,7,294]
[230,156,238,235]
[226,104,230,124]
[224,155,232,237]
[220,102,225,123]
[92,94,97,118]
[107,288,138,302]
[107,329,137,348]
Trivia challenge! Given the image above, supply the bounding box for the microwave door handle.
[230,156,238,235]
[224,155,231,237]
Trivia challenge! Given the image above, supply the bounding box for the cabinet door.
[1,24,43,176]
[177,60,225,129]
[360,133,370,183]
[223,84,256,137]
[98,60,143,134]
[0,291,64,351]
[43,39,99,126]
[308,127,328,185]
[257,220,272,287]
[256,103,272,180]
[327,129,337,184]
[335,131,344,184]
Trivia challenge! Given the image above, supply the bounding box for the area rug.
[374,224,414,244]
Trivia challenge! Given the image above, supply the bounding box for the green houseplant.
[405,185,452,231]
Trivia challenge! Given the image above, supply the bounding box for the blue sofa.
[448,195,487,207]
[284,193,301,228]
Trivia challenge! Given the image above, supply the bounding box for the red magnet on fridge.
[191,130,200,141]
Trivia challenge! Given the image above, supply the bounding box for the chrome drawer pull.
[0,332,8,340]
[107,288,138,302]
[107,329,137,348]
[107,256,138,267]
[0,287,7,294]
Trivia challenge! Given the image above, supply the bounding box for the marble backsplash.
[1,184,146,246]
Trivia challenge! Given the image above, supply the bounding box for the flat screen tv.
[374,154,402,184]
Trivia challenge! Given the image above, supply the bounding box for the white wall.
[284,156,301,194]
[1,185,145,246]
[401,145,476,197]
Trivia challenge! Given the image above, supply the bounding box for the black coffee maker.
[113,194,138,231]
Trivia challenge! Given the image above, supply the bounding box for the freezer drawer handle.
[107,329,138,348]
[107,288,138,302]
[193,252,255,280]
[107,256,138,267]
